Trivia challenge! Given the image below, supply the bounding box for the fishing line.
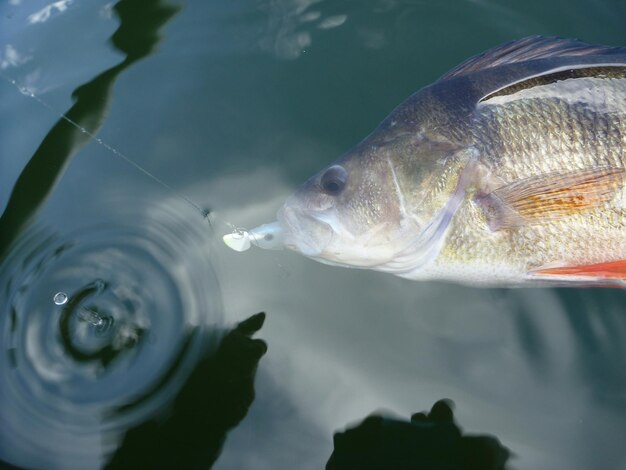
[1,73,290,306]
[1,72,233,229]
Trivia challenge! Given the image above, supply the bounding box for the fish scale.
[477,77,625,181]
[231,37,626,288]
[435,76,626,282]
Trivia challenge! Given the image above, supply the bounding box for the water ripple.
[0,203,222,468]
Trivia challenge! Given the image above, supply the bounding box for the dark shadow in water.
[105,312,267,469]
[0,0,180,260]
[327,399,511,470]
[508,290,549,377]
[555,289,626,408]
[496,287,626,397]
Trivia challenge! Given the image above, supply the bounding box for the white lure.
[223,222,284,252]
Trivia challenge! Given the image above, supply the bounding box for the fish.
[225,36,626,288]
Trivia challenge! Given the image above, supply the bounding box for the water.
[1,0,625,469]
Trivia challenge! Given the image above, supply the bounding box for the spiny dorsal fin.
[438,36,626,82]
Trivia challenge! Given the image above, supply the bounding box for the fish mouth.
[277,206,333,257]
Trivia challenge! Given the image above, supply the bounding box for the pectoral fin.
[530,260,626,281]
[476,167,625,230]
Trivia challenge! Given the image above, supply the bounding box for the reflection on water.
[0,203,223,468]
[106,312,267,469]
[1,0,626,469]
[0,0,180,258]
[0,3,235,467]
[27,0,74,25]
[258,0,348,60]
[327,399,510,469]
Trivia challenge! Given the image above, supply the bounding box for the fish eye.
[320,165,348,196]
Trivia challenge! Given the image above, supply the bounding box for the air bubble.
[53,292,68,305]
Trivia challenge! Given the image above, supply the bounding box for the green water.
[1,0,625,469]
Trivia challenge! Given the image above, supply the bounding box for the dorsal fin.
[438,36,626,82]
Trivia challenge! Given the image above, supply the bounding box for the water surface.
[1,1,625,469]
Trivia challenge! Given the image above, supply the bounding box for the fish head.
[277,115,465,270]
[278,147,403,267]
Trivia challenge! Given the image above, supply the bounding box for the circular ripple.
[0,202,223,468]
